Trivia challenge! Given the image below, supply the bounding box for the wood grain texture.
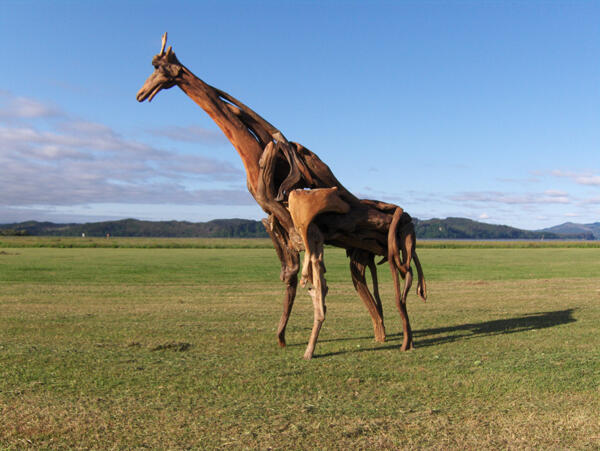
[137,34,427,358]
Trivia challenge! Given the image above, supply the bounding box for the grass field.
[2,235,600,249]
[1,240,599,449]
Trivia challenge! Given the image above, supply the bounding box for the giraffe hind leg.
[302,225,327,359]
[349,248,386,342]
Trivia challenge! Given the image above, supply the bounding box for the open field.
[1,243,599,449]
[2,235,600,249]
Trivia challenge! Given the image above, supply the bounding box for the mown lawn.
[0,243,599,449]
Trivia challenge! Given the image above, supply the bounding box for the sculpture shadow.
[314,308,576,358]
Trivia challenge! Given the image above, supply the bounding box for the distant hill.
[0,217,596,240]
[0,218,269,238]
[539,222,600,240]
[413,217,594,240]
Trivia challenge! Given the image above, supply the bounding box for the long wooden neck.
[176,67,264,194]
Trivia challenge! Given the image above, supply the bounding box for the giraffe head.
[137,33,182,102]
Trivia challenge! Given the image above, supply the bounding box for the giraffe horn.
[160,32,167,55]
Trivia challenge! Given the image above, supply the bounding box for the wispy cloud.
[582,197,600,205]
[552,169,600,186]
[496,173,542,184]
[0,90,63,120]
[0,92,250,212]
[450,190,572,205]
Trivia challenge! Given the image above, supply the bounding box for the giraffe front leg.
[303,225,327,360]
[275,247,300,347]
[262,217,300,348]
[277,269,298,347]
[286,188,349,359]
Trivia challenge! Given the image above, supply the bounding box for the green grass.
[1,244,599,449]
[2,235,599,249]
[0,236,275,249]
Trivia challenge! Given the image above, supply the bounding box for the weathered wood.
[348,248,386,343]
[262,217,299,347]
[137,33,427,358]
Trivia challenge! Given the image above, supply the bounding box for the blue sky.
[1,1,598,230]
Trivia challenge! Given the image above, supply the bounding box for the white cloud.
[0,93,251,213]
[582,197,600,205]
[552,169,600,186]
[450,191,572,205]
[544,189,567,196]
[576,175,600,186]
[0,91,62,120]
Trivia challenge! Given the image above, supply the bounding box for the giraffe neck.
[177,67,263,194]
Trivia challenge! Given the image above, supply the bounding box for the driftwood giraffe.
[137,33,427,359]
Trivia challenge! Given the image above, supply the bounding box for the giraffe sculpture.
[137,33,427,359]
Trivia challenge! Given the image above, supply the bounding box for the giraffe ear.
[164,63,182,78]
[166,46,173,56]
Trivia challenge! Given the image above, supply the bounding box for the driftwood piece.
[288,187,350,285]
[137,33,427,359]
